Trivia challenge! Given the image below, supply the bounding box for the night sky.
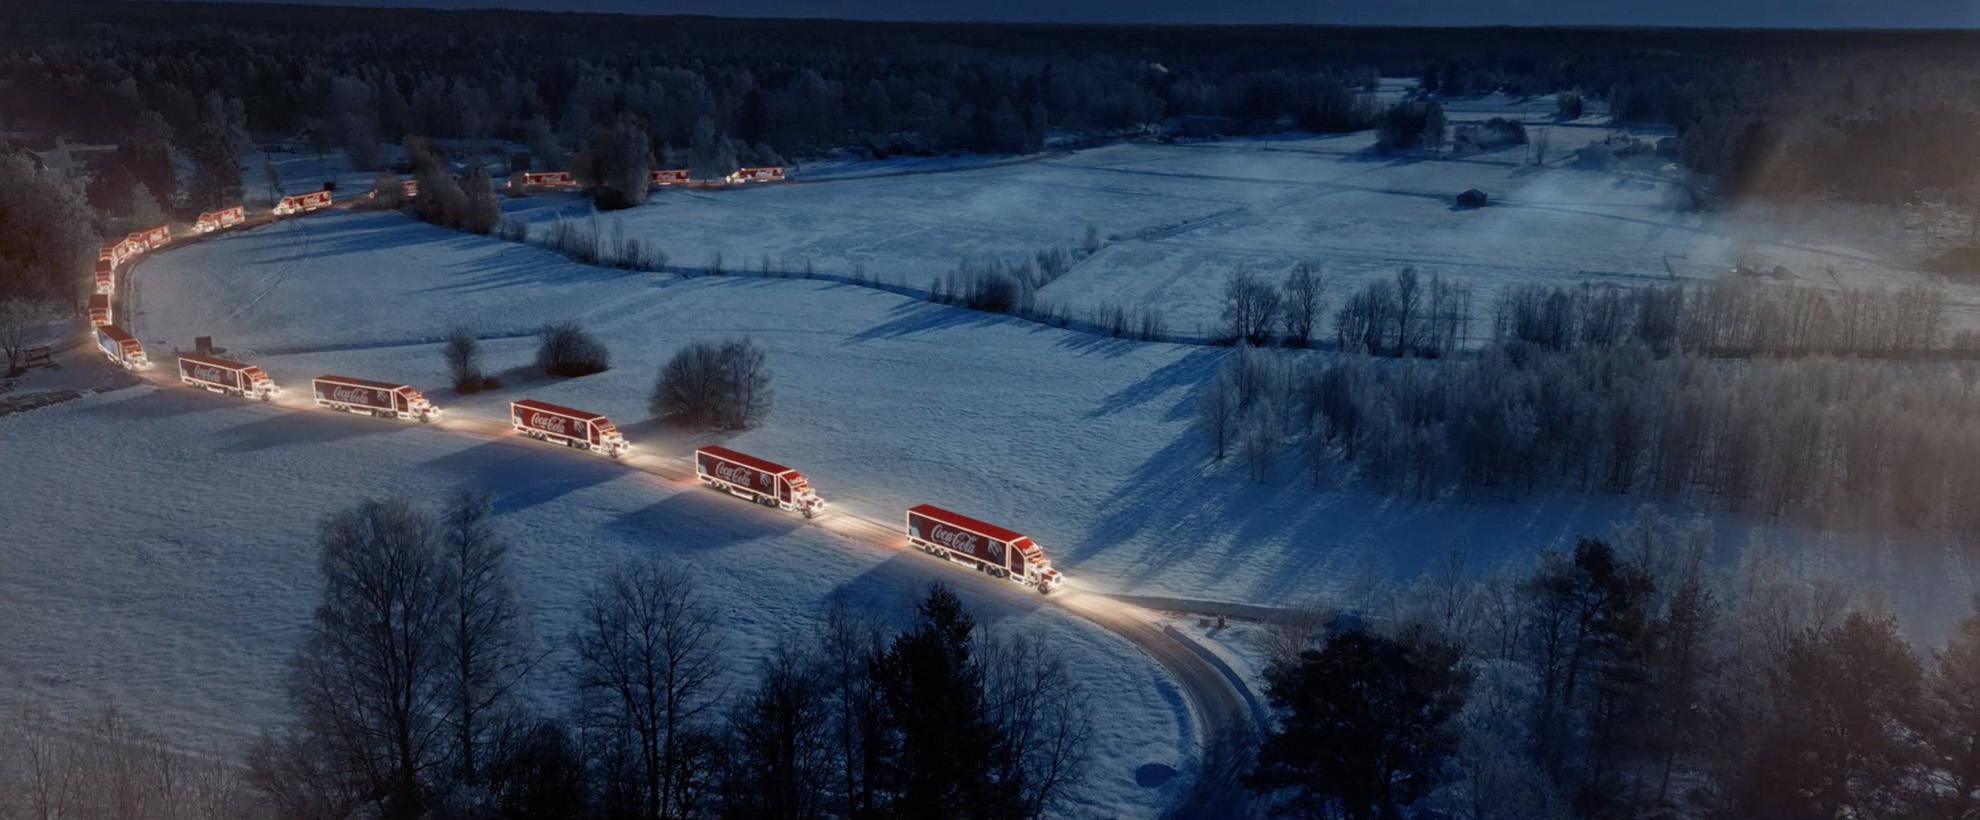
[137,0,1980,28]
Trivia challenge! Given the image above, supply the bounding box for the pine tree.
[1245,626,1472,820]
[869,584,1004,819]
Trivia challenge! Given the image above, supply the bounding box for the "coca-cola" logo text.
[331,386,378,404]
[527,413,569,435]
[711,462,763,488]
[929,523,1002,561]
[192,365,230,384]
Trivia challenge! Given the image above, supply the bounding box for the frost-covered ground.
[126,209,1980,642]
[0,384,1185,818]
[490,93,1963,338]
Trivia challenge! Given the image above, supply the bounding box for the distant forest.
[3,3,1980,300]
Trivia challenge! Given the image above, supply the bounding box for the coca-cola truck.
[274,190,333,216]
[905,504,1065,594]
[178,353,281,401]
[140,224,171,249]
[95,325,150,370]
[312,375,441,422]
[400,179,418,197]
[94,259,115,295]
[511,399,630,458]
[650,168,690,185]
[87,293,111,326]
[694,445,827,518]
[195,206,246,233]
[726,167,785,184]
[521,171,574,188]
[126,232,150,256]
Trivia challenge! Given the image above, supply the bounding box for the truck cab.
[242,367,281,401]
[592,419,631,458]
[401,387,441,422]
[785,474,828,518]
[1020,544,1066,593]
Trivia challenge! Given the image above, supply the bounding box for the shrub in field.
[650,338,772,430]
[535,320,610,377]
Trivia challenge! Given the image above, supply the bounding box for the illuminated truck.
[905,504,1065,594]
[726,167,786,184]
[93,259,115,295]
[194,206,246,233]
[694,445,827,518]
[87,293,112,326]
[312,375,440,422]
[178,353,281,401]
[274,190,333,216]
[139,224,171,250]
[521,171,575,188]
[95,325,149,370]
[400,179,418,197]
[650,169,690,185]
[510,399,630,458]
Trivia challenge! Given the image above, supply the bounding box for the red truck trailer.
[179,353,281,401]
[194,206,246,233]
[694,445,827,517]
[726,167,785,184]
[99,240,135,266]
[400,179,418,197]
[905,504,1065,593]
[520,171,574,188]
[125,232,150,257]
[274,190,333,216]
[95,325,149,370]
[87,293,111,326]
[511,399,630,458]
[313,375,441,422]
[93,259,115,295]
[650,168,690,185]
[139,224,171,249]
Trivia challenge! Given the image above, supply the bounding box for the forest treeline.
[4,3,1980,301]
[1247,512,1980,819]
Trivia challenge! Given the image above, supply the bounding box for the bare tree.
[651,337,774,430]
[572,558,726,820]
[981,632,1093,820]
[536,320,610,377]
[444,327,483,393]
[1196,370,1240,460]
[819,593,884,819]
[723,640,835,820]
[1282,262,1325,348]
[284,498,449,819]
[1393,266,1422,356]
[1239,404,1280,483]
[0,298,45,376]
[1222,268,1281,346]
[437,488,535,786]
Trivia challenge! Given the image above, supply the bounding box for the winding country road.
[112,208,1258,819]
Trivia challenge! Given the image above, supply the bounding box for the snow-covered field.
[0,383,1186,818]
[494,94,1965,337]
[124,208,1979,632]
[12,117,1980,816]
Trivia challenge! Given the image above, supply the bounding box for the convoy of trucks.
[906,504,1065,593]
[511,399,630,458]
[694,445,827,518]
[178,353,281,401]
[312,375,441,422]
[94,325,149,370]
[274,190,333,216]
[518,171,575,188]
[70,164,1069,596]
